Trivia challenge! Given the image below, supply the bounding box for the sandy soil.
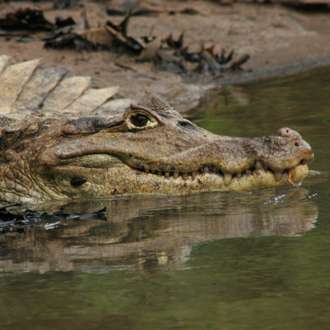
[0,0,330,112]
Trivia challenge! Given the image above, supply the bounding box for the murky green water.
[1,67,330,330]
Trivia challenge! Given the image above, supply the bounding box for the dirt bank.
[0,1,329,112]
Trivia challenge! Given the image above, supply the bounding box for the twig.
[114,61,158,80]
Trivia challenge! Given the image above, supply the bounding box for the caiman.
[0,55,313,205]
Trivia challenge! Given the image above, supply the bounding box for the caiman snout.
[280,127,314,185]
[277,127,314,164]
[251,127,313,186]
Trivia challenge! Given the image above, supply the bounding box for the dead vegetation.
[0,7,75,31]
[0,6,250,76]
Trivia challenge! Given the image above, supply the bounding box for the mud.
[0,1,329,112]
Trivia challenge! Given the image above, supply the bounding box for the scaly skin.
[0,96,313,205]
[0,56,313,206]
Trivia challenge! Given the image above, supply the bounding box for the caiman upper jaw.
[41,125,313,190]
[120,127,314,177]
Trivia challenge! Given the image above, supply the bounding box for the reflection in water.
[0,188,317,273]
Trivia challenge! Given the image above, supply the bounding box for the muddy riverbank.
[0,0,329,112]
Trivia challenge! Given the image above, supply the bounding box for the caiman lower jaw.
[131,163,310,191]
[287,164,310,186]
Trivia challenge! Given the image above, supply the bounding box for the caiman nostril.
[277,127,302,139]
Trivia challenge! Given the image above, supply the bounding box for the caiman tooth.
[282,171,288,181]
[165,172,170,178]
[173,172,179,178]
[182,173,192,180]
[169,166,176,174]
[274,171,282,182]
[255,161,263,170]
[224,173,232,186]
[255,169,263,176]
[203,166,210,173]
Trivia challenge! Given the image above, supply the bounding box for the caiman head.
[0,96,313,205]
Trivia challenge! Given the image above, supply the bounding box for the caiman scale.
[0,55,313,205]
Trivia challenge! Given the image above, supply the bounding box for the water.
[1,67,330,330]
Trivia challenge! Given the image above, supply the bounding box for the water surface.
[1,67,330,330]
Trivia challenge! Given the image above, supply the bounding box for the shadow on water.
[1,66,330,330]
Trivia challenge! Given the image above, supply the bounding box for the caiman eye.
[130,114,149,127]
[126,109,158,130]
